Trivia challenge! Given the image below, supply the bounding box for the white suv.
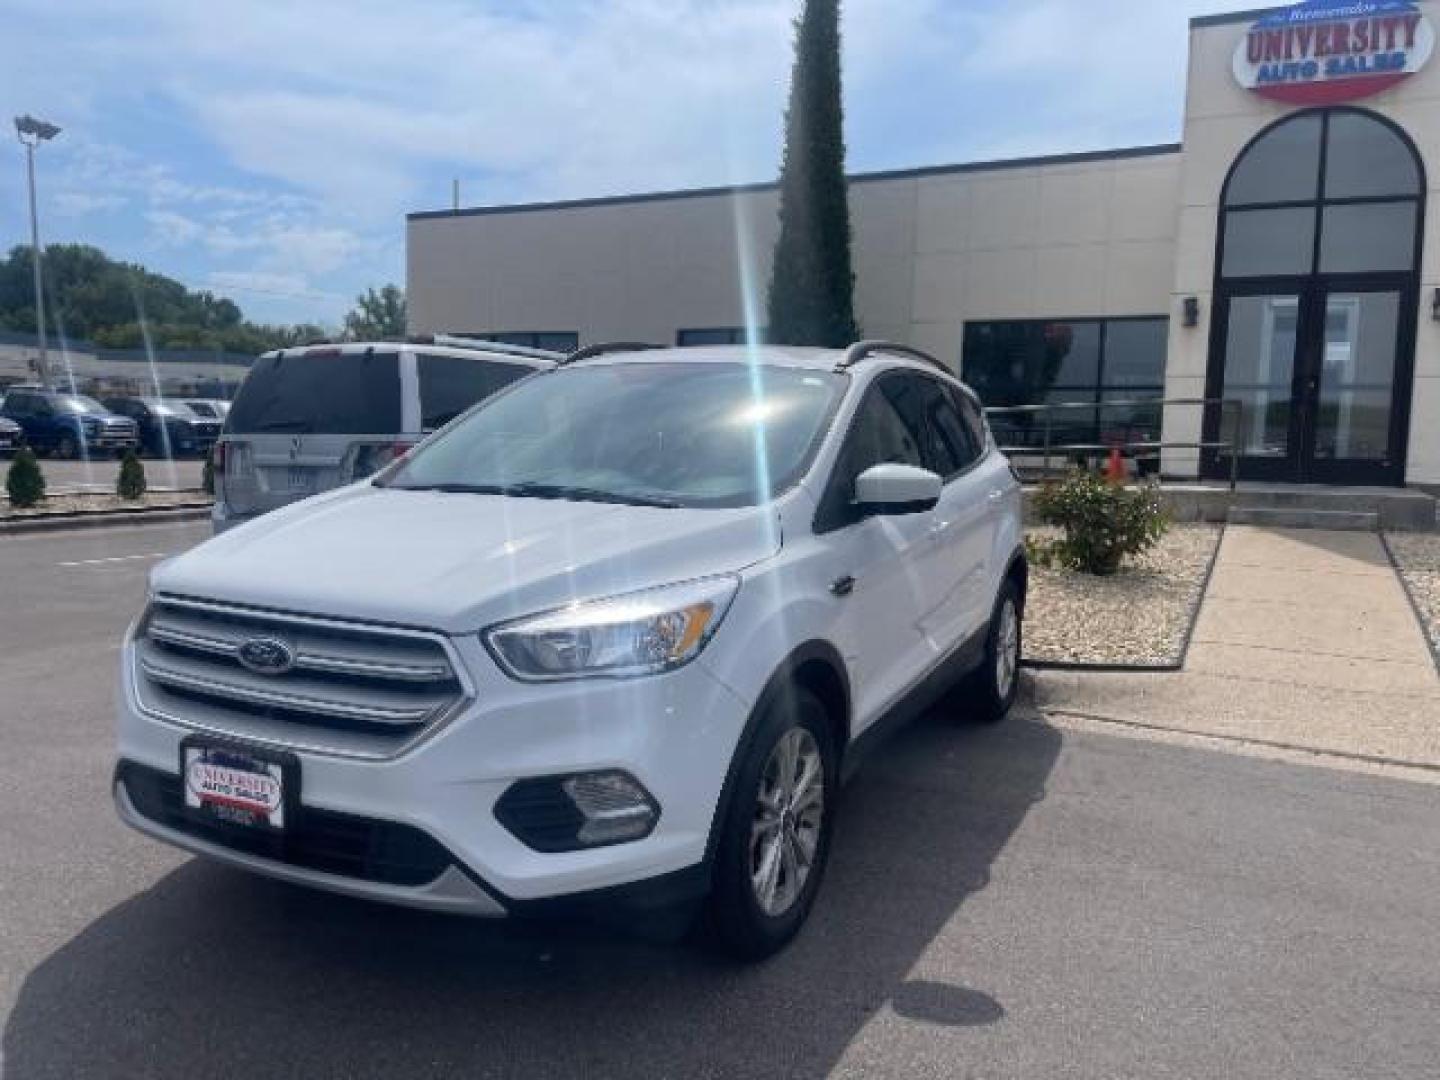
[114,342,1025,958]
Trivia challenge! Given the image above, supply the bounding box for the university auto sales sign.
[1234,0,1435,104]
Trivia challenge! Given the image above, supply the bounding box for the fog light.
[495,770,659,852]
[563,772,657,846]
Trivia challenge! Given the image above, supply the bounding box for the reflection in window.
[962,318,1168,451]
[1222,295,1298,458]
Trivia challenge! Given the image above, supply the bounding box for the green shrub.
[117,449,147,501]
[5,447,46,508]
[1031,470,1168,576]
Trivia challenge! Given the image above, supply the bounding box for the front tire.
[56,433,79,460]
[960,579,1023,725]
[705,686,836,960]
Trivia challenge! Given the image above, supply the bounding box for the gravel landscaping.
[1024,525,1223,668]
[1,490,209,519]
[1385,532,1440,664]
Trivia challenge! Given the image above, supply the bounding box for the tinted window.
[920,379,979,478]
[469,332,579,353]
[1222,207,1316,277]
[1319,203,1417,274]
[1102,320,1169,387]
[55,396,107,414]
[1324,113,1421,199]
[1225,113,1322,206]
[418,354,532,430]
[227,351,401,435]
[388,363,843,509]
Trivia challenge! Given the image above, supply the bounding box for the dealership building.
[408,1,1440,492]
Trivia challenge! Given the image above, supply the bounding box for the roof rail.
[408,333,565,362]
[560,341,665,366]
[834,340,951,375]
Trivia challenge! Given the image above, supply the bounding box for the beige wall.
[1164,2,1440,485]
[407,152,1182,372]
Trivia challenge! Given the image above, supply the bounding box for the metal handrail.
[983,396,1244,491]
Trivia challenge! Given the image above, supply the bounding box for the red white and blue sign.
[1233,1,1435,105]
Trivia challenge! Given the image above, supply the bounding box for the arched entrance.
[1205,107,1425,486]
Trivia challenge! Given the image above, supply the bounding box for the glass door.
[1214,289,1304,482]
[1299,285,1408,485]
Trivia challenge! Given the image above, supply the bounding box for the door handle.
[830,575,856,597]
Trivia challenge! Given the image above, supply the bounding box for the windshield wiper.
[504,482,682,508]
[388,480,680,507]
[387,482,508,494]
[251,419,312,433]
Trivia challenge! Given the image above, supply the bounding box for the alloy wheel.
[996,598,1019,699]
[749,726,825,917]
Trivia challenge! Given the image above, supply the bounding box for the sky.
[0,0,1243,328]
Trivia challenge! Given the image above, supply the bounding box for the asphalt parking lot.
[2,522,1439,1078]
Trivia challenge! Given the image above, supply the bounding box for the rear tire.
[704,686,837,961]
[959,579,1023,725]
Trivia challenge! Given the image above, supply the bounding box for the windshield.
[55,396,108,415]
[385,362,845,509]
[227,351,401,435]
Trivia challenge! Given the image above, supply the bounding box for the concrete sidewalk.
[1033,526,1440,769]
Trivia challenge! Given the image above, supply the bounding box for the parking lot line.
[57,552,170,568]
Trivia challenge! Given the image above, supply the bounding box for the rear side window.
[227,351,401,435]
[417,354,532,430]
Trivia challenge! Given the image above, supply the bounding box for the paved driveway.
[2,524,1439,1078]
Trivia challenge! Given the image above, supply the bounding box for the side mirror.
[854,463,942,516]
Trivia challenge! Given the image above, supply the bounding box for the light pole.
[15,114,61,391]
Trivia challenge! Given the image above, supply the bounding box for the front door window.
[1314,291,1400,465]
[1223,295,1299,460]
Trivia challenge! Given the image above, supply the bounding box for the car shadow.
[3,700,1061,1079]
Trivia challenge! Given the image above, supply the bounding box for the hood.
[154,484,782,634]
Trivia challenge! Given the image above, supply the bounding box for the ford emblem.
[237,636,296,676]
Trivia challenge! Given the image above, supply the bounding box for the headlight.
[484,576,740,682]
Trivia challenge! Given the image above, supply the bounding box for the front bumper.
[115,633,750,912]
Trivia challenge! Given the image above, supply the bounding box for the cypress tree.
[5,447,45,509]
[765,0,859,347]
[117,449,147,501]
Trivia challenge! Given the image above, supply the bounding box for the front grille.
[118,761,455,887]
[134,595,468,759]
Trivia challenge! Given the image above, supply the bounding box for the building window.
[676,328,763,347]
[467,332,579,353]
[961,317,1168,451]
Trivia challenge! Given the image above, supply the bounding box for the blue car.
[0,387,139,459]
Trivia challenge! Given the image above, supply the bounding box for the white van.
[212,338,559,531]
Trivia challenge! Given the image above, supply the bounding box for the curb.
[1020,523,1227,675]
[1380,531,1440,676]
[0,503,212,536]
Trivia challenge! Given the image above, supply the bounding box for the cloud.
[1,0,1247,325]
[52,191,128,216]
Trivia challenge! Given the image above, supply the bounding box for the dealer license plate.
[183,742,288,831]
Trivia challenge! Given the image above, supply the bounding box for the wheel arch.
[702,640,851,865]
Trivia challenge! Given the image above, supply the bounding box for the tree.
[116,449,147,501]
[6,447,45,508]
[344,285,407,341]
[765,0,859,348]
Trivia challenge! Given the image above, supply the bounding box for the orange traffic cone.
[1105,445,1126,484]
